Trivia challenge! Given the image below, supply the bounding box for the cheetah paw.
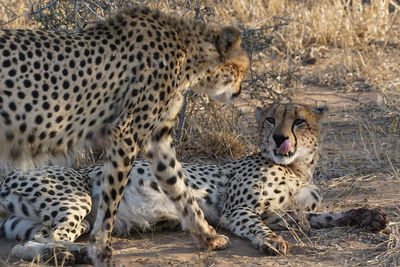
[71,245,92,264]
[88,242,117,267]
[335,207,388,231]
[42,245,75,266]
[260,236,289,256]
[192,232,230,250]
[206,234,230,250]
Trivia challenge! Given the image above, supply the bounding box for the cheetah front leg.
[144,124,229,250]
[221,207,289,255]
[88,127,138,266]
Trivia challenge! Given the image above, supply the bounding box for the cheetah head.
[256,103,328,165]
[191,26,249,103]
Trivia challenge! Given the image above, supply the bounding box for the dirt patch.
[2,88,399,267]
[0,1,399,266]
[3,173,397,267]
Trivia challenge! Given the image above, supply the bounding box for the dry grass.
[0,0,399,266]
[0,1,398,162]
[376,222,400,266]
[175,0,400,163]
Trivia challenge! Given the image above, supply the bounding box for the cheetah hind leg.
[11,240,91,265]
[0,216,74,265]
[146,126,229,251]
[11,241,76,265]
[62,219,92,264]
[266,207,388,232]
[307,207,388,231]
[10,218,92,265]
[0,217,75,264]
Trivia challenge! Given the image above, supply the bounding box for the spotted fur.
[0,103,387,264]
[0,6,250,265]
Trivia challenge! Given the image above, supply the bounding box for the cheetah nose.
[232,85,242,98]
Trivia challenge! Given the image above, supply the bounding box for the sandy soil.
[2,174,397,267]
[1,85,399,267]
[0,1,399,265]
[0,46,399,266]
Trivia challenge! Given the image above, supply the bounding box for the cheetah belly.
[90,165,223,235]
[91,173,180,236]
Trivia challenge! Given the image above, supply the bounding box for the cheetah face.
[192,27,249,103]
[256,103,327,165]
[201,62,248,103]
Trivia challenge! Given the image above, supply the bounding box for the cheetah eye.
[294,119,305,126]
[265,117,275,124]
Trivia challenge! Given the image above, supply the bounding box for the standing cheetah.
[0,103,387,264]
[0,7,249,265]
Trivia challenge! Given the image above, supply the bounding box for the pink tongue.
[276,139,291,155]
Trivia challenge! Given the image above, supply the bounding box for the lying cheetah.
[0,103,387,264]
[0,7,249,265]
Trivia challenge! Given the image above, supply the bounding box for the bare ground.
[0,1,399,266]
[2,174,398,267]
[1,84,399,267]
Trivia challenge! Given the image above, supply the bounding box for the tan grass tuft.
[375,222,400,266]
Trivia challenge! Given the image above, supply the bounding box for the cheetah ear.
[217,26,241,59]
[255,106,267,125]
[312,106,328,123]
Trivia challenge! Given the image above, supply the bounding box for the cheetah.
[0,7,249,265]
[0,103,387,264]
